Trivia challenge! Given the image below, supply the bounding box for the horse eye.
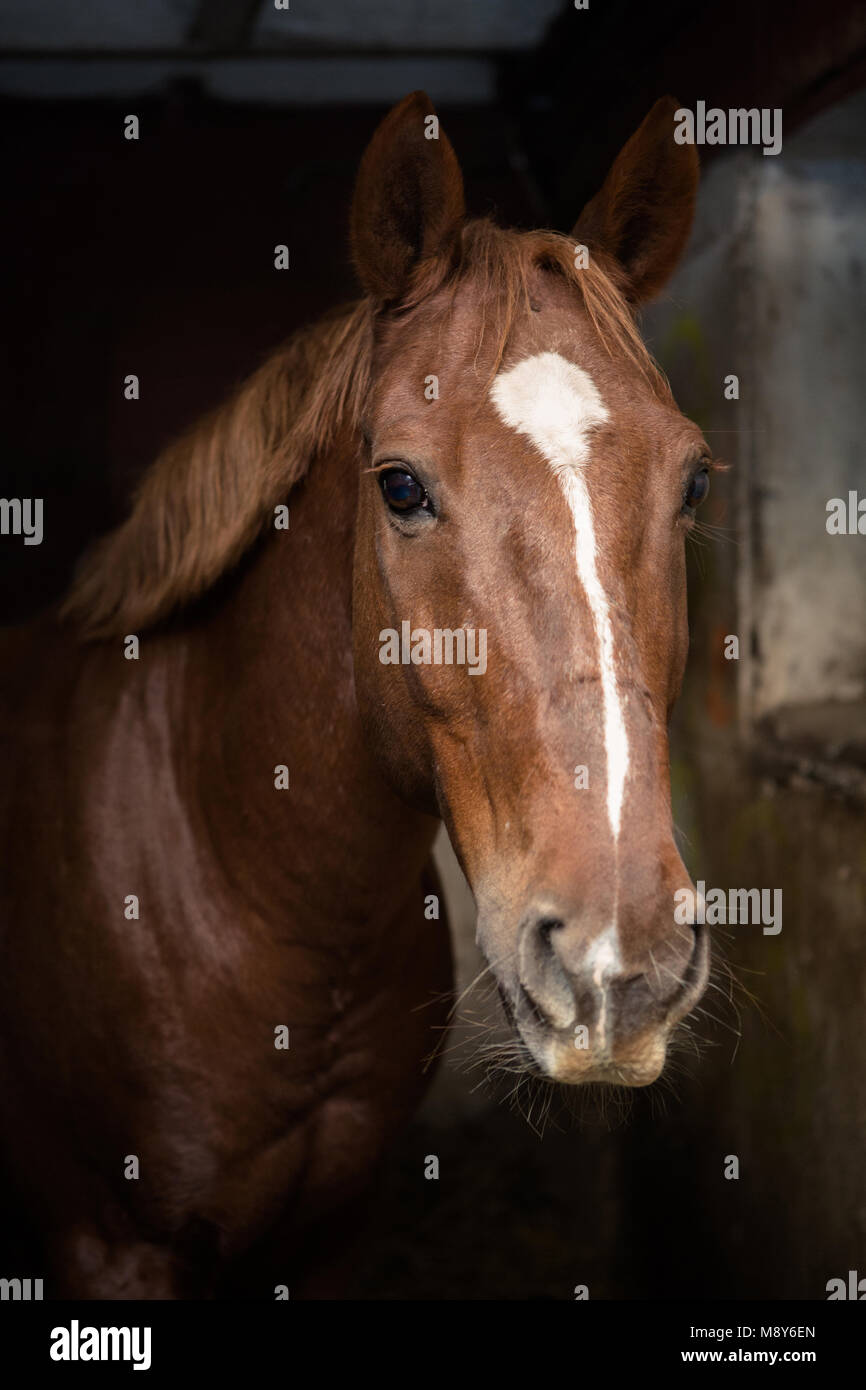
[380,468,429,514]
[683,467,710,513]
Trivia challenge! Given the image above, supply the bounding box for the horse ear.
[572,96,699,305]
[350,91,466,302]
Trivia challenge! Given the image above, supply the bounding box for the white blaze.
[490,350,630,840]
[584,927,622,1051]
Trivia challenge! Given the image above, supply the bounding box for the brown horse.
[0,92,713,1299]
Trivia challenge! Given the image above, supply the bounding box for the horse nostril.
[665,920,709,1017]
[537,916,566,941]
[517,914,575,1031]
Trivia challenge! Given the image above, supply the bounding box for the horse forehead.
[489,350,610,466]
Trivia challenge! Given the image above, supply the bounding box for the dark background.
[1,0,865,1300]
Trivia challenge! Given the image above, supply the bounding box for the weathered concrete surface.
[633,86,866,1298]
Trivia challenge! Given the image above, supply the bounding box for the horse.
[0,91,713,1299]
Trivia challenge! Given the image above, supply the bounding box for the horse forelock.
[62,218,668,640]
[395,220,672,396]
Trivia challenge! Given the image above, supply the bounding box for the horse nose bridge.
[533,671,670,845]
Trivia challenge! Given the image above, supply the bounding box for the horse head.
[350,92,711,1087]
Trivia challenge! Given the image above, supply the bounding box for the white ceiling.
[252,0,565,52]
[0,0,194,50]
[0,0,565,101]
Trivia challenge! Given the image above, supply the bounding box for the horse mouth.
[494,983,551,1078]
[493,937,708,1089]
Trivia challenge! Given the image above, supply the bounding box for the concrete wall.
[630,86,866,1298]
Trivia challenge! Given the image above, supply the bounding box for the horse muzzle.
[492,908,709,1086]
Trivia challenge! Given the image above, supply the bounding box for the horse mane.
[62,302,373,639]
[63,219,668,640]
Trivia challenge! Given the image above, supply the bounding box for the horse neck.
[177,423,438,939]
